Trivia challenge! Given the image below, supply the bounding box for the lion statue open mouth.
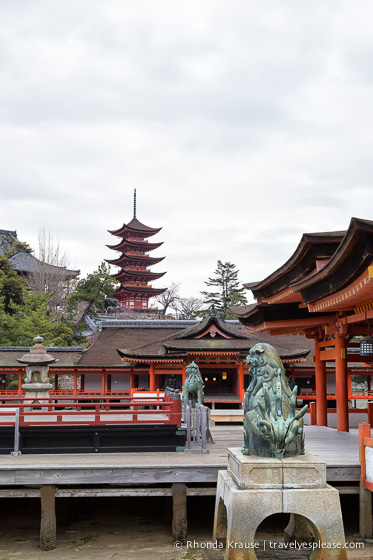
[242,343,308,458]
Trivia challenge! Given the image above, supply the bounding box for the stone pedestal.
[212,448,347,560]
[22,382,53,410]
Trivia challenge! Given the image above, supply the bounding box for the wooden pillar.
[40,485,56,551]
[182,364,187,385]
[101,372,106,395]
[54,374,58,391]
[335,337,349,432]
[73,373,78,396]
[149,364,155,392]
[314,341,327,427]
[347,372,352,398]
[172,483,187,544]
[129,373,133,391]
[18,372,23,395]
[368,374,371,393]
[238,363,244,401]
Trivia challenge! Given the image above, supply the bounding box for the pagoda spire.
[133,188,137,219]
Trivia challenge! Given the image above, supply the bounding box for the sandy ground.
[0,496,372,560]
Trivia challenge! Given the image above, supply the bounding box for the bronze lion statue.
[242,343,308,458]
[181,361,204,409]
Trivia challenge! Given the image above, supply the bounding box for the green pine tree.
[68,261,116,312]
[200,260,247,319]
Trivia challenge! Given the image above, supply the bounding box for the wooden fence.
[185,403,214,453]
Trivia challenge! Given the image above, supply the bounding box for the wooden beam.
[40,485,56,551]
[172,483,187,545]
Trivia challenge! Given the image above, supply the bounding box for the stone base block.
[227,448,326,489]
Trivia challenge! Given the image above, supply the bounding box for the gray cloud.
[1,1,373,301]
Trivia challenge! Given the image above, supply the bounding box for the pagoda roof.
[106,254,165,267]
[113,286,167,296]
[113,270,166,281]
[107,239,163,252]
[245,230,345,300]
[117,314,310,363]
[108,218,162,238]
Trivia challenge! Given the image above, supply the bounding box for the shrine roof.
[78,327,184,367]
[0,229,79,276]
[117,315,311,362]
[0,347,84,368]
[171,314,248,340]
[290,217,373,304]
[244,230,345,300]
[233,302,334,329]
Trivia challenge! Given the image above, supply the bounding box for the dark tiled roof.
[0,229,79,276]
[172,315,247,340]
[78,327,184,367]
[0,348,84,368]
[118,317,311,363]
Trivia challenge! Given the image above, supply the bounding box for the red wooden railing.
[0,394,182,427]
[359,423,373,492]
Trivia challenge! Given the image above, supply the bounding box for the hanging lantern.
[360,334,373,357]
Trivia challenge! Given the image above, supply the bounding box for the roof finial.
[134,188,137,218]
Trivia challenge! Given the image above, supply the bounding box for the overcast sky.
[1,1,373,302]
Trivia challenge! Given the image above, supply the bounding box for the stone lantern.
[17,336,57,405]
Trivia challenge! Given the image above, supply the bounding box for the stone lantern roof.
[17,336,57,366]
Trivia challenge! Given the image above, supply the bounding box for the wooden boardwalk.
[0,425,360,486]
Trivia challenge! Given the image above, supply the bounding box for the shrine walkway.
[0,424,360,486]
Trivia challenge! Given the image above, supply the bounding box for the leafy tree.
[0,239,31,313]
[69,262,116,312]
[2,293,77,347]
[200,261,247,319]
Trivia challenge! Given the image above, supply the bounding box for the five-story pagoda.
[106,190,167,310]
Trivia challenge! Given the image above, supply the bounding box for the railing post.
[359,423,372,538]
[309,402,316,425]
[368,402,373,426]
[11,408,21,456]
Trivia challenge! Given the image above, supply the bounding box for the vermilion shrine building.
[234,217,373,432]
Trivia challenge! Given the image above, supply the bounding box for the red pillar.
[315,341,327,427]
[335,337,349,432]
[101,372,106,395]
[73,374,78,396]
[149,364,155,392]
[182,364,186,385]
[18,372,23,395]
[238,363,245,402]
